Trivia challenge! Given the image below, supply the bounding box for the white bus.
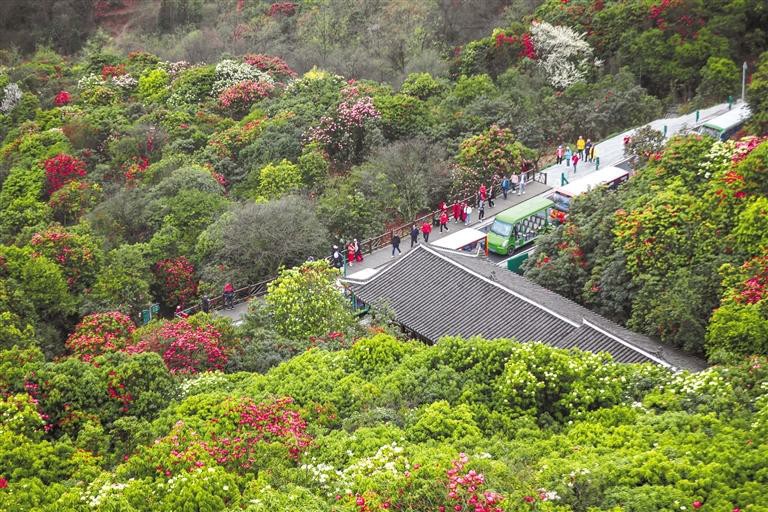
[550,166,629,212]
[697,104,750,141]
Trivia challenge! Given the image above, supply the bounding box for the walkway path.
[217,101,734,321]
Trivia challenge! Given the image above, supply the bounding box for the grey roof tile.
[345,245,706,371]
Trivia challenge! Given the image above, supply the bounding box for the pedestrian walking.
[479,183,487,202]
[464,204,472,224]
[421,221,432,243]
[556,144,564,165]
[576,135,585,159]
[572,153,580,173]
[501,175,510,199]
[201,295,210,313]
[347,241,355,267]
[410,225,419,248]
[353,238,363,262]
[589,144,596,163]
[223,282,235,310]
[585,139,593,162]
[331,245,344,270]
[517,173,526,195]
[510,173,519,193]
[391,234,402,257]
[565,146,572,167]
[452,201,462,223]
[488,185,496,208]
[439,211,449,232]
[478,201,485,221]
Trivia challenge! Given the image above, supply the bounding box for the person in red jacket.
[421,221,432,243]
[479,183,487,201]
[571,152,580,173]
[223,282,235,310]
[346,241,355,266]
[439,211,449,232]
[452,201,461,223]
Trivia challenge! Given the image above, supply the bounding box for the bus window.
[490,219,513,238]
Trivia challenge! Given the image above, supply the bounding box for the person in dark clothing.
[201,295,210,313]
[478,202,485,221]
[331,245,344,269]
[488,185,496,208]
[410,225,419,248]
[501,176,510,199]
[391,234,402,257]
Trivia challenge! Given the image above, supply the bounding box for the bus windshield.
[490,220,513,237]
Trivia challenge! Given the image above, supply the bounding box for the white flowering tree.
[530,21,598,89]
[0,83,23,114]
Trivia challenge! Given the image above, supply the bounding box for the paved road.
[217,101,734,321]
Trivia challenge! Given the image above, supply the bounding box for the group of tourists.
[556,136,597,173]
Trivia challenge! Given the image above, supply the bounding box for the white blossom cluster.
[212,59,273,95]
[0,83,22,114]
[697,140,736,179]
[111,73,138,89]
[82,477,129,508]
[77,74,105,91]
[530,21,598,89]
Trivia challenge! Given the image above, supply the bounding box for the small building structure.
[344,245,706,371]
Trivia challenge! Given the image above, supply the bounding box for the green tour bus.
[487,195,554,256]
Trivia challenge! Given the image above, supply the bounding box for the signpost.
[140,303,160,325]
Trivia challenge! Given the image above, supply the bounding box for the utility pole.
[742,61,748,103]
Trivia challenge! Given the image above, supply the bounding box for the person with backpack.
[439,210,449,232]
[391,233,402,257]
[501,175,510,199]
[421,221,432,243]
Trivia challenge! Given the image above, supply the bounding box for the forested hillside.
[1,1,768,510]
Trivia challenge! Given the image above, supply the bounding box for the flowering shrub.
[153,256,198,308]
[306,93,380,164]
[44,153,87,194]
[65,312,136,361]
[530,21,597,89]
[439,453,504,512]
[111,73,138,89]
[218,79,274,115]
[212,59,273,95]
[267,2,297,17]
[243,54,297,80]
[0,83,23,113]
[29,224,101,290]
[129,318,228,374]
[123,155,150,182]
[53,90,71,106]
[48,180,101,224]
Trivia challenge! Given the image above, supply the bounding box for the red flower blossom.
[692,501,703,509]
[0,476,7,489]
[44,154,87,195]
[54,90,71,106]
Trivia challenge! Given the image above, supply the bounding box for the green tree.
[264,260,356,341]
[697,57,740,101]
[254,159,303,201]
[746,51,768,134]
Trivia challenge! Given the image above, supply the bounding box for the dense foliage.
[2,334,768,511]
[1,3,767,510]
[524,135,768,360]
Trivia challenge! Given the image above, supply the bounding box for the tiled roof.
[344,245,706,371]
